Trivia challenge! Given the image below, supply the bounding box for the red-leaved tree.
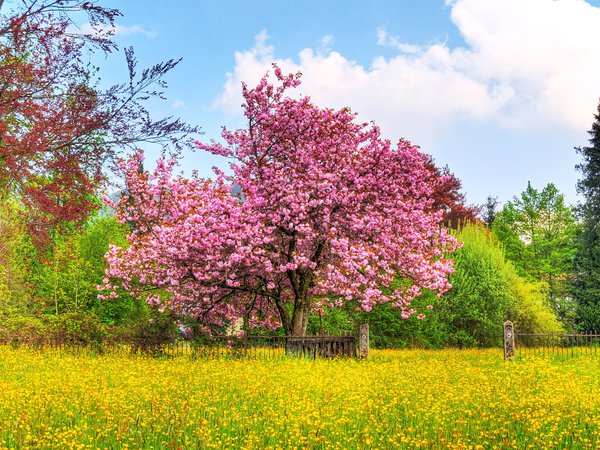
[101,67,459,336]
[0,1,198,246]
[426,162,480,229]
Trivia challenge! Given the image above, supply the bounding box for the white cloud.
[449,0,600,129]
[79,22,157,39]
[212,0,600,145]
[113,24,157,39]
[171,99,186,109]
[376,27,421,54]
[319,34,334,54]
[213,30,292,115]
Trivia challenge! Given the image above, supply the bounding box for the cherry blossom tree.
[101,67,459,336]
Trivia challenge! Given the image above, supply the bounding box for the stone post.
[504,320,515,361]
[359,323,369,360]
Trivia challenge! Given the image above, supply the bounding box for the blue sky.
[29,0,600,207]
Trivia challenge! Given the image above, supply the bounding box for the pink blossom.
[101,65,458,335]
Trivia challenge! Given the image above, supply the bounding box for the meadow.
[0,346,598,449]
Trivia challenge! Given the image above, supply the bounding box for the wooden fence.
[170,334,357,359]
[1,332,363,359]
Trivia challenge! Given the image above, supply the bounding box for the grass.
[0,346,598,449]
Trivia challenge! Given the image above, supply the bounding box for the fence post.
[359,323,369,360]
[504,320,515,361]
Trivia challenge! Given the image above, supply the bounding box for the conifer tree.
[482,196,498,229]
[574,99,600,331]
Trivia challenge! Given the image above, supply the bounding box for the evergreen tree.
[482,196,499,229]
[574,100,600,331]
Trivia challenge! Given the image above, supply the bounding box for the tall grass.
[0,346,598,449]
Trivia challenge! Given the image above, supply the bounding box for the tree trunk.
[291,299,311,336]
[283,299,311,355]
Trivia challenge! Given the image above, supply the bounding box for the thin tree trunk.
[274,296,292,335]
[54,253,59,315]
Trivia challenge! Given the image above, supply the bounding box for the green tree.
[440,225,513,347]
[439,224,562,347]
[507,270,564,336]
[492,182,577,325]
[0,198,32,319]
[574,100,600,331]
[30,211,145,325]
[482,195,499,229]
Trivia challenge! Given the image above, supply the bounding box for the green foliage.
[350,291,446,349]
[30,211,145,325]
[440,224,512,347]
[0,203,178,348]
[124,309,179,356]
[0,199,34,320]
[507,271,565,335]
[306,307,353,336]
[493,182,577,326]
[574,100,600,331]
[426,224,562,347]
[45,311,108,348]
[304,277,448,349]
[0,312,109,348]
[573,216,600,331]
[0,316,46,344]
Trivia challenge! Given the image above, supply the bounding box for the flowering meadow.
[0,347,598,449]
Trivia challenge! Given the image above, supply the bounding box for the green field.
[0,346,598,449]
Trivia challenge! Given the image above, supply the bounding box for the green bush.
[507,272,564,335]
[435,224,563,347]
[439,224,512,347]
[0,315,46,345]
[350,292,447,349]
[125,310,179,356]
[45,311,108,347]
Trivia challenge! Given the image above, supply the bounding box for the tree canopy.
[574,99,600,331]
[493,182,577,325]
[0,0,198,245]
[426,162,480,229]
[101,67,459,336]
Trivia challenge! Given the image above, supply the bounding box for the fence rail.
[515,331,600,358]
[0,333,358,359]
[185,335,358,359]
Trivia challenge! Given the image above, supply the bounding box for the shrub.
[125,310,179,356]
[45,311,108,348]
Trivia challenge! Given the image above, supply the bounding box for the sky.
[22,0,600,207]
